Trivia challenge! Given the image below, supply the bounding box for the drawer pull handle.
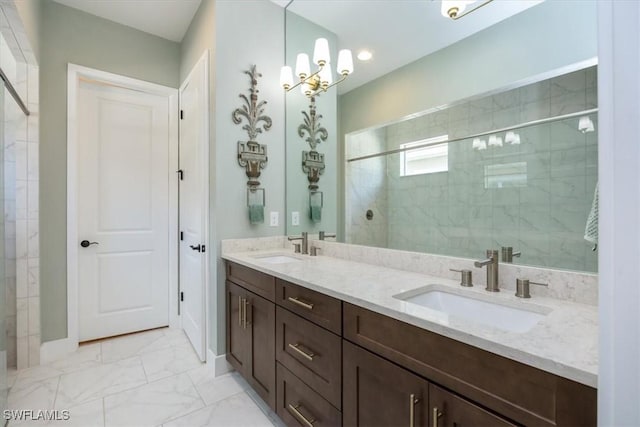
[409,394,420,427]
[288,403,315,427]
[287,296,314,310]
[432,406,443,427]
[243,299,250,329]
[288,343,315,361]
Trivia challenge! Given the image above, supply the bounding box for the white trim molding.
[65,64,179,355]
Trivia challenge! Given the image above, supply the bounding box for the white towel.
[584,183,598,245]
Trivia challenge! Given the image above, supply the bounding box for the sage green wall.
[181,0,285,356]
[14,0,42,62]
[40,0,180,342]
[338,0,597,237]
[212,0,285,355]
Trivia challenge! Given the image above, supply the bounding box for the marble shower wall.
[346,66,598,272]
[0,3,40,369]
[345,127,388,248]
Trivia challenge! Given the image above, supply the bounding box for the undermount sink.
[253,254,302,264]
[394,286,549,333]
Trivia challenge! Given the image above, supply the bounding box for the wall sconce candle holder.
[299,97,327,190]
[233,65,272,191]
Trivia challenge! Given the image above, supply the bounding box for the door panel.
[247,291,276,410]
[226,281,249,374]
[77,81,170,341]
[343,340,429,427]
[179,55,208,361]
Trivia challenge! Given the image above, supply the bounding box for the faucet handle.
[292,243,301,253]
[319,231,336,241]
[449,269,473,287]
[310,246,321,256]
[515,278,548,298]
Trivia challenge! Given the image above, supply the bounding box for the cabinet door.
[429,384,518,427]
[344,340,429,427]
[246,290,276,410]
[226,281,249,374]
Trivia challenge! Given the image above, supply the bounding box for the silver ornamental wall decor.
[233,65,272,190]
[299,96,327,190]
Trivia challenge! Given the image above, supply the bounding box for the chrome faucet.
[474,249,500,292]
[288,232,308,255]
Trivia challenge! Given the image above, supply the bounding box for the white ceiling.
[52,0,202,42]
[284,0,544,93]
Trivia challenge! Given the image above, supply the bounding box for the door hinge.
[180,231,184,241]
[201,245,206,253]
[180,110,184,120]
[177,169,184,180]
[180,291,184,302]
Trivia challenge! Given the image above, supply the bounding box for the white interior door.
[77,79,171,342]
[179,54,209,361]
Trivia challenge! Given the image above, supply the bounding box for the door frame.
[178,51,211,361]
[66,63,180,350]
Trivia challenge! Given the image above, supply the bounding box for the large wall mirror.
[284,0,598,273]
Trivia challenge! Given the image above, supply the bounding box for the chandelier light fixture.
[280,38,354,97]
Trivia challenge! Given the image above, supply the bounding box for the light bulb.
[488,135,503,147]
[295,53,310,79]
[313,38,330,66]
[319,66,333,89]
[337,49,354,76]
[280,66,293,90]
[578,116,595,133]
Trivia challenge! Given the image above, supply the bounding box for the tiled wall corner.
[0,2,40,368]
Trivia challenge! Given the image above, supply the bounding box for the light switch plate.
[270,211,279,227]
[292,211,300,226]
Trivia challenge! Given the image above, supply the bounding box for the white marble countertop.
[222,249,598,388]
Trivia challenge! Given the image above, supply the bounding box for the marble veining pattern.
[222,242,598,387]
[7,328,277,427]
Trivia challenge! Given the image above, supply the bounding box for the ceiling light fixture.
[357,50,373,61]
[441,0,494,20]
[280,38,353,98]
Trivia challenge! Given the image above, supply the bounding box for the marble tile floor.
[6,328,280,426]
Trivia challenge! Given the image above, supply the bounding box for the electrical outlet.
[270,211,279,227]
[292,211,300,226]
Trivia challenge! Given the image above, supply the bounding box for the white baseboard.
[208,349,233,377]
[40,338,78,365]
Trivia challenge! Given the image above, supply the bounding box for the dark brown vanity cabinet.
[226,262,596,427]
[343,340,430,427]
[225,262,276,410]
[343,341,516,427]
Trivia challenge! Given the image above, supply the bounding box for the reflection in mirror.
[285,10,337,234]
[285,0,598,273]
[346,66,598,272]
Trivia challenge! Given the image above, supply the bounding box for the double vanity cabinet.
[225,260,596,427]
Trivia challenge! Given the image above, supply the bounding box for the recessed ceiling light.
[357,50,372,61]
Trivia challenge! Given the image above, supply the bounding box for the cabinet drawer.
[276,279,341,334]
[277,363,342,427]
[226,261,275,302]
[343,303,596,427]
[276,306,341,409]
